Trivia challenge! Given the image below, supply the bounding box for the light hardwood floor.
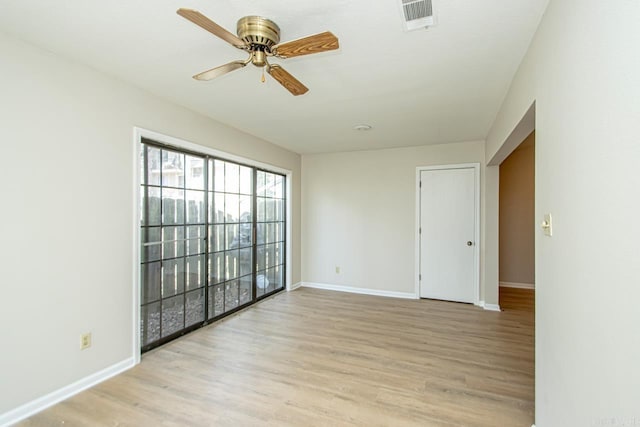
[19,287,534,426]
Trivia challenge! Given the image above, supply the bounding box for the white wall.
[301,141,495,302]
[0,32,301,418]
[486,0,640,425]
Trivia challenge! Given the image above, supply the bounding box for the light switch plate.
[542,213,552,236]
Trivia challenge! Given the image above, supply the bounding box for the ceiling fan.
[177,8,340,96]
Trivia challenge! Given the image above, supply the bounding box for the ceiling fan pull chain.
[261,67,266,83]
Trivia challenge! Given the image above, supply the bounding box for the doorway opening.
[487,102,536,424]
[498,131,535,298]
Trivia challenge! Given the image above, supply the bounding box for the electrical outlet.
[80,333,92,350]
[335,266,341,274]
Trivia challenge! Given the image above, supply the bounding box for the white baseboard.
[0,357,135,427]
[300,282,418,300]
[288,281,303,291]
[484,303,501,312]
[477,300,502,312]
[500,281,535,289]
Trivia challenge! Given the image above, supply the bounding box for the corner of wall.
[482,165,500,306]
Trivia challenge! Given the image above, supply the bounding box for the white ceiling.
[0,0,548,154]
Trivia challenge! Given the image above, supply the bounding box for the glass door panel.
[140,143,206,350]
[207,159,253,320]
[256,170,286,298]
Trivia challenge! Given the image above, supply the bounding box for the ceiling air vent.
[400,0,435,31]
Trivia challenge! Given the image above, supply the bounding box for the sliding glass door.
[139,140,286,351]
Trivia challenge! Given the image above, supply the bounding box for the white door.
[419,166,477,303]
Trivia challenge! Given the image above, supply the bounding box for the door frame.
[414,163,480,303]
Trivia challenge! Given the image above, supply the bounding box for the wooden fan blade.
[272,31,339,58]
[177,8,247,48]
[193,60,247,81]
[267,65,309,96]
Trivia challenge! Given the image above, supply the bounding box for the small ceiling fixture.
[354,124,372,131]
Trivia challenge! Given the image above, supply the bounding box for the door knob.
[467,241,473,246]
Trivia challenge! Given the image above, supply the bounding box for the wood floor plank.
[18,287,534,426]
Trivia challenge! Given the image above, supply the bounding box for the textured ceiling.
[0,0,548,153]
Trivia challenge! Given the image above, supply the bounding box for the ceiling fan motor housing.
[237,16,281,51]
